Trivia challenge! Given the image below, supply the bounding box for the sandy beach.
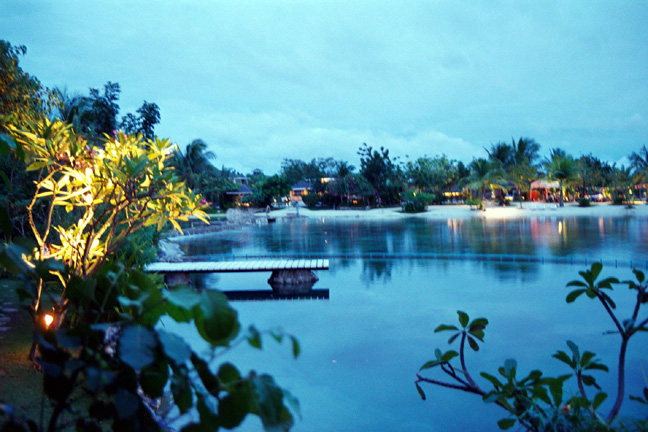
[263,201,648,221]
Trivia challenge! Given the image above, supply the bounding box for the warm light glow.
[43,314,54,328]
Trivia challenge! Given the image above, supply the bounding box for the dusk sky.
[3,1,647,174]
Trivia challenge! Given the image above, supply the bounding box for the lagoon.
[171,215,648,431]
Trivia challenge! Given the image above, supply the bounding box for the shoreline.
[262,201,648,221]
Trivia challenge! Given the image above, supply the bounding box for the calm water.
[169,215,648,431]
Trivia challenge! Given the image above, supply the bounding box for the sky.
[2,1,648,174]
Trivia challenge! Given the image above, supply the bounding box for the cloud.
[158,106,478,174]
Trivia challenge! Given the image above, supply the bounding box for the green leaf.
[419,360,441,370]
[497,418,516,430]
[140,357,169,399]
[0,206,12,239]
[290,336,301,359]
[0,170,9,188]
[247,326,262,349]
[441,350,459,362]
[467,336,480,351]
[0,242,35,275]
[633,269,645,283]
[566,280,587,288]
[158,329,191,366]
[195,392,220,430]
[591,262,603,280]
[114,389,140,420]
[480,372,503,389]
[581,374,601,389]
[434,324,459,333]
[118,325,157,370]
[552,351,574,368]
[547,375,571,407]
[593,392,607,410]
[580,351,596,366]
[566,289,586,303]
[566,340,580,362]
[194,290,240,346]
[218,362,241,387]
[470,329,485,341]
[457,310,469,328]
[219,385,251,429]
[415,382,426,400]
[171,375,193,414]
[503,359,517,379]
[447,333,460,345]
[163,285,202,310]
[191,354,220,396]
[250,374,294,431]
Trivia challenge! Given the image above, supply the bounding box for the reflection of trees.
[360,259,393,285]
[180,216,647,279]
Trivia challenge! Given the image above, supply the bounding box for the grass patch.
[0,279,44,420]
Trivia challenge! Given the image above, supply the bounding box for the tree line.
[2,38,648,215]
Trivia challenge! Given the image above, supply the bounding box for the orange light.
[43,314,54,328]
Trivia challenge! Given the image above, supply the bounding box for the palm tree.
[51,88,93,135]
[609,164,633,204]
[511,137,540,165]
[543,149,578,207]
[509,137,541,206]
[465,158,507,204]
[172,139,216,189]
[629,146,648,201]
[485,142,513,168]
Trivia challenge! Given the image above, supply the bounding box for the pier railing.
[184,252,648,270]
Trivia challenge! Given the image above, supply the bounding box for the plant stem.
[606,335,629,423]
[460,332,480,390]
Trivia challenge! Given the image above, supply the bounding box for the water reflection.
[179,216,648,283]
[171,216,648,431]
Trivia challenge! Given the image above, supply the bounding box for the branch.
[596,292,624,336]
[459,332,481,391]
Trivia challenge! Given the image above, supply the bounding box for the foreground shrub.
[416,263,648,431]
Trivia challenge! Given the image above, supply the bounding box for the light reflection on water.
[172,217,648,431]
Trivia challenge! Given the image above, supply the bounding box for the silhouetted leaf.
[467,336,479,351]
[566,289,586,303]
[593,392,607,410]
[118,325,157,370]
[434,324,459,333]
[497,418,516,430]
[191,354,220,396]
[158,329,191,366]
[457,310,469,328]
[250,374,294,431]
[415,382,426,400]
[140,357,169,399]
[247,326,262,349]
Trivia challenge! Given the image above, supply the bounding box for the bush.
[301,193,320,209]
[578,198,591,207]
[465,198,484,210]
[612,196,625,205]
[401,191,433,213]
[416,264,648,431]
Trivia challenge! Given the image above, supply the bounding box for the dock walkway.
[144,259,329,274]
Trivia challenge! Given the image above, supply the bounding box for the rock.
[268,269,319,294]
[164,272,192,287]
[158,239,184,262]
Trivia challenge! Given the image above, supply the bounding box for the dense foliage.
[0,123,300,430]
[416,263,648,431]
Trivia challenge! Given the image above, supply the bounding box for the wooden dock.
[144,259,329,274]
